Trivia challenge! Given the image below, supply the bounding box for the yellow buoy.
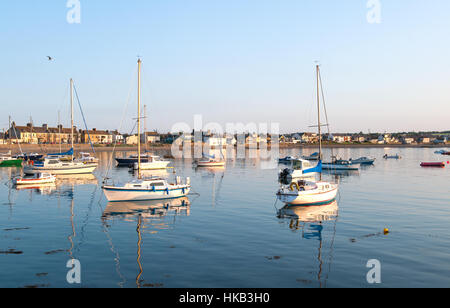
[384,228,390,235]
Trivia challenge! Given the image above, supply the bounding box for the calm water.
[1,147,449,288]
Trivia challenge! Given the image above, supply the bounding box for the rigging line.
[73,83,95,153]
[101,218,127,288]
[324,213,339,289]
[318,68,334,159]
[104,66,138,180]
[75,184,99,253]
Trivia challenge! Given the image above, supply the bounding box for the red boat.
[420,162,446,168]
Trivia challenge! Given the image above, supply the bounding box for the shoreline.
[0,143,448,155]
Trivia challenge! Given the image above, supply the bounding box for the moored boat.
[276,64,339,206]
[103,177,191,202]
[14,153,44,161]
[277,180,338,206]
[22,80,98,175]
[23,158,98,175]
[349,157,376,165]
[279,156,298,164]
[420,162,446,168]
[383,154,402,159]
[302,152,320,161]
[132,155,171,170]
[14,173,56,185]
[196,157,226,167]
[103,59,192,203]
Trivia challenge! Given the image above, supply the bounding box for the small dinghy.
[383,154,402,160]
[420,162,446,168]
[14,173,56,186]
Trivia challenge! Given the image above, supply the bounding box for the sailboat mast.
[144,104,148,152]
[70,78,74,161]
[137,59,142,178]
[316,65,322,161]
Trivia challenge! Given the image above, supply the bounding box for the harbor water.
[0,147,449,288]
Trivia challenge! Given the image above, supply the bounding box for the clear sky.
[1,0,449,134]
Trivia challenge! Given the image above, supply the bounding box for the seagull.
[47,56,53,61]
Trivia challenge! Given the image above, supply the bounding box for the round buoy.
[384,228,390,235]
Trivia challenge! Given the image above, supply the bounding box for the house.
[111,131,124,144]
[352,135,366,143]
[7,122,82,144]
[400,137,416,145]
[293,133,319,144]
[333,134,352,144]
[144,132,161,144]
[81,129,112,144]
[126,135,139,145]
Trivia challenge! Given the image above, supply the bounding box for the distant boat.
[302,152,320,161]
[116,153,152,167]
[420,162,446,168]
[279,156,298,164]
[14,153,44,161]
[349,157,376,165]
[322,157,360,171]
[196,150,226,168]
[383,154,402,159]
[196,158,226,167]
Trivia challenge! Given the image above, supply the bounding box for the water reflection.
[56,174,98,186]
[15,183,57,195]
[101,197,191,288]
[278,201,339,288]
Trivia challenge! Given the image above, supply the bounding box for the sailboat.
[23,79,98,175]
[276,65,338,206]
[196,153,226,167]
[103,59,191,202]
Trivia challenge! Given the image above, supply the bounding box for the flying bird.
[47,56,53,61]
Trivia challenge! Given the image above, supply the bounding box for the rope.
[73,84,95,153]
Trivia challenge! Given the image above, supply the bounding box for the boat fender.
[289,182,300,191]
[166,188,170,195]
[151,186,156,192]
[182,188,185,195]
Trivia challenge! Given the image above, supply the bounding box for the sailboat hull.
[103,186,191,202]
[23,164,97,175]
[133,161,171,170]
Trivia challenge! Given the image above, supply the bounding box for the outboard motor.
[279,168,292,185]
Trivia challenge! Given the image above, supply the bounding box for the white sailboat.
[132,155,171,170]
[24,79,98,175]
[103,59,191,202]
[276,65,338,206]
